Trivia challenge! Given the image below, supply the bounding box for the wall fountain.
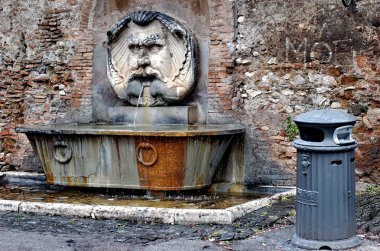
[16,10,245,192]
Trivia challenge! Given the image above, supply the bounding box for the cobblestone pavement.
[0,193,379,251]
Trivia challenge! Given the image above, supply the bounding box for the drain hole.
[319,246,332,250]
[331,160,342,166]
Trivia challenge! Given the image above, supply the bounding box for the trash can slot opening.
[333,125,355,145]
[299,127,324,142]
[319,246,332,250]
[331,160,342,166]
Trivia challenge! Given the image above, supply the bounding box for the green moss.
[260,211,268,217]
[285,116,299,141]
[278,195,289,201]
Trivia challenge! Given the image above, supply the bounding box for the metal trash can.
[291,109,360,250]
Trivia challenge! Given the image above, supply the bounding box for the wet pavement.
[0,196,295,246]
[0,195,293,250]
[0,184,267,209]
[0,193,379,251]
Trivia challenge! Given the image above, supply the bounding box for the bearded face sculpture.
[106,11,196,106]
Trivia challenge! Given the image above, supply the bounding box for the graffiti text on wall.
[285,37,354,66]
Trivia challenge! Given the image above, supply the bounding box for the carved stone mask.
[106,11,196,106]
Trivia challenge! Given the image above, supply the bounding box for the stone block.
[0,199,20,212]
[19,202,93,218]
[92,206,175,224]
[108,106,198,125]
[174,209,233,224]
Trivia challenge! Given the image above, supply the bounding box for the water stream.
[133,86,144,126]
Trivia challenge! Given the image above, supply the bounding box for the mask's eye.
[128,45,140,54]
[148,44,163,53]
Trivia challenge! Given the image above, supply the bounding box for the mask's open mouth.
[130,74,159,85]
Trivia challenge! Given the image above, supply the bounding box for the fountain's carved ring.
[136,142,158,166]
[53,141,73,164]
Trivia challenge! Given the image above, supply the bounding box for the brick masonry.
[0,0,379,185]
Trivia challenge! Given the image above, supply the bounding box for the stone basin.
[16,124,245,191]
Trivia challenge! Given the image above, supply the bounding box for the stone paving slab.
[3,171,46,185]
[92,205,176,224]
[232,226,380,251]
[19,201,94,218]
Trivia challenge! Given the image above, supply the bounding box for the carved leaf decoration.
[166,30,187,85]
[110,27,131,78]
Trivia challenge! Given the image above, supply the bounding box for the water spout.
[133,87,144,126]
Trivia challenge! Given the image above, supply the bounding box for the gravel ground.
[0,191,379,250]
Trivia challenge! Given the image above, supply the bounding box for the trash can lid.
[293,109,357,125]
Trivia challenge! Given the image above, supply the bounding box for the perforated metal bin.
[291,109,360,250]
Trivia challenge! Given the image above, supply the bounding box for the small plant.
[260,211,269,217]
[278,195,289,201]
[365,185,380,194]
[285,116,299,141]
[288,209,296,217]
[16,212,23,220]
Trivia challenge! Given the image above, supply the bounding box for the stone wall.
[0,0,379,185]
[232,0,380,185]
[0,0,94,171]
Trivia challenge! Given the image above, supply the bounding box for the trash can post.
[291,109,360,250]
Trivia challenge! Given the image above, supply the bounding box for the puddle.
[0,184,269,209]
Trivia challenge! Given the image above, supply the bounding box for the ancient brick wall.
[233,0,380,185]
[207,0,236,123]
[0,0,379,185]
[0,0,94,171]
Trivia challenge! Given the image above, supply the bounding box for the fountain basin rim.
[16,123,245,137]
[0,189,296,225]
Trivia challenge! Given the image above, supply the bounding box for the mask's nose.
[137,47,151,67]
